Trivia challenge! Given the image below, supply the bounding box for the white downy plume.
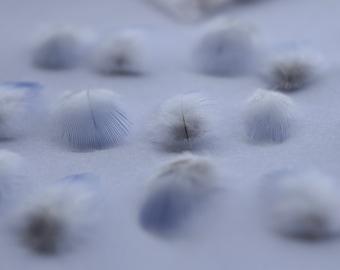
[148,0,233,22]
[31,24,91,69]
[13,173,99,254]
[151,93,215,152]
[139,153,218,235]
[262,45,325,91]
[263,169,340,240]
[194,17,260,75]
[52,89,130,151]
[91,30,145,75]
[243,89,296,144]
[0,82,42,140]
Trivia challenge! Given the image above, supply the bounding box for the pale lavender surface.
[0,0,340,269]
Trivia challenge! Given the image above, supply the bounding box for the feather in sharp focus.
[194,17,260,76]
[13,173,99,254]
[91,30,145,76]
[139,153,218,236]
[262,169,340,240]
[0,82,42,140]
[52,89,130,151]
[262,44,325,91]
[152,93,215,152]
[243,89,296,144]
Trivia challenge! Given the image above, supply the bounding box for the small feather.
[194,17,260,76]
[91,30,145,75]
[262,45,325,91]
[139,153,217,236]
[151,93,215,152]
[31,25,90,70]
[243,89,296,144]
[262,169,340,240]
[148,0,233,21]
[13,173,99,254]
[52,89,130,151]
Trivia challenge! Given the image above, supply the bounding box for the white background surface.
[1,0,340,269]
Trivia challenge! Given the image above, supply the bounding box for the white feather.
[151,93,215,152]
[139,153,217,235]
[0,82,41,139]
[31,25,90,70]
[263,169,340,240]
[194,17,260,75]
[262,46,325,91]
[52,89,130,151]
[13,173,99,254]
[91,30,145,75]
[148,0,233,21]
[243,89,296,144]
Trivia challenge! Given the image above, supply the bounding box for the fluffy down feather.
[31,25,89,70]
[262,46,325,91]
[91,31,145,75]
[262,169,340,240]
[243,89,296,144]
[13,173,99,254]
[194,17,260,76]
[151,93,215,152]
[139,154,217,236]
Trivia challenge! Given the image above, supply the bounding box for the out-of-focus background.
[1,0,340,269]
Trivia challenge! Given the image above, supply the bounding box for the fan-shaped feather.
[243,89,295,144]
[53,89,130,151]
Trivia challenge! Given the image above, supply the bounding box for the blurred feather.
[13,173,99,254]
[139,153,218,236]
[262,169,340,240]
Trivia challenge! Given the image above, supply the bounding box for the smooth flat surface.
[1,0,340,269]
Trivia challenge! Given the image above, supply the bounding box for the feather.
[139,153,217,236]
[194,17,260,76]
[0,82,42,139]
[31,25,90,70]
[243,89,296,144]
[152,93,215,152]
[91,30,145,75]
[13,173,99,254]
[52,89,130,151]
[148,0,233,21]
[262,45,325,91]
[262,169,340,240]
